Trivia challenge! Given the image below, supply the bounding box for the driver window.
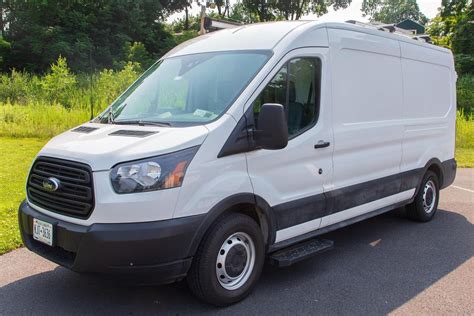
[253,57,321,137]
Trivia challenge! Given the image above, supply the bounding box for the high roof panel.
[165,21,310,58]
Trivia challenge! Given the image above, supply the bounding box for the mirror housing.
[256,103,288,150]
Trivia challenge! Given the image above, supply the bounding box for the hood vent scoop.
[109,130,158,137]
[72,126,99,133]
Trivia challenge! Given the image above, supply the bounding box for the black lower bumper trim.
[18,200,205,284]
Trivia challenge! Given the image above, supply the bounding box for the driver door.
[245,48,333,244]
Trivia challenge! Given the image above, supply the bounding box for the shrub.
[94,62,141,113]
[455,54,474,76]
[40,56,77,107]
[457,75,474,115]
[0,70,32,104]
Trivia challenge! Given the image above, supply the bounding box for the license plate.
[33,218,53,246]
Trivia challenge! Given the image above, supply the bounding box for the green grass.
[0,137,47,254]
[0,103,91,138]
[456,148,474,168]
[456,111,474,149]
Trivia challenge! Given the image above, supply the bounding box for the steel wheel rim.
[216,232,255,290]
[423,180,436,214]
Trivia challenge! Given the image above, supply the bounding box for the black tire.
[186,213,264,306]
[407,170,440,222]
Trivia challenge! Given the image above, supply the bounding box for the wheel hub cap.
[225,245,248,277]
[216,232,255,290]
[422,180,436,214]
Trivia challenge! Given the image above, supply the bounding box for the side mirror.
[256,103,288,150]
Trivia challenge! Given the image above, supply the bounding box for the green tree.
[214,0,231,17]
[361,0,428,24]
[0,0,188,73]
[426,0,472,74]
[228,2,260,23]
[120,42,153,70]
[240,0,352,22]
[452,5,473,54]
[170,14,203,33]
[241,0,276,21]
[274,0,351,20]
[452,5,474,74]
[426,0,470,48]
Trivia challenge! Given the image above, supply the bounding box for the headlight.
[110,146,199,194]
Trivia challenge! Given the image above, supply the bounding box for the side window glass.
[252,65,287,125]
[253,57,321,137]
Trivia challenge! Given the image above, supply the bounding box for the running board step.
[269,238,334,267]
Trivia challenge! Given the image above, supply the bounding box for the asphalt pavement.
[1,169,472,315]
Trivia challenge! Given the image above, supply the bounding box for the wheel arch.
[185,194,276,258]
[416,158,444,195]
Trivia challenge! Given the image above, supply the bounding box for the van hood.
[38,123,209,171]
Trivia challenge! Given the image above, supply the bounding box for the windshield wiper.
[114,120,172,127]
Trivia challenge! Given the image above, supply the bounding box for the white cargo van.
[19,21,457,306]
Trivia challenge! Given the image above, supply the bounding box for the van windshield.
[97,51,271,126]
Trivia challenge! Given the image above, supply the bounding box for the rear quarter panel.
[399,41,456,173]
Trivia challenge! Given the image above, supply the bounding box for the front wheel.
[187,213,264,306]
[407,170,440,222]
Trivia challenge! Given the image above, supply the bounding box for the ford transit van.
[18,21,457,306]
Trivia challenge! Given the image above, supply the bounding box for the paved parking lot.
[0,169,472,315]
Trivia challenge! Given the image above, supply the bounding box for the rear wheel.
[187,213,264,306]
[407,170,440,222]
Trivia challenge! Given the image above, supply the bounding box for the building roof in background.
[396,19,426,35]
[204,17,242,31]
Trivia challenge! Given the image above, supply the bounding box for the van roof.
[164,21,451,58]
[164,21,310,58]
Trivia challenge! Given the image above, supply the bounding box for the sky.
[168,0,442,23]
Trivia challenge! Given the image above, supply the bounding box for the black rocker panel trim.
[275,168,421,230]
[273,193,326,230]
[273,158,455,232]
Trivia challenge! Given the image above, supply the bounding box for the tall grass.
[0,102,90,138]
[0,56,140,112]
[456,110,474,148]
[0,57,472,144]
[0,57,141,138]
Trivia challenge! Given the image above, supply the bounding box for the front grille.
[27,157,95,218]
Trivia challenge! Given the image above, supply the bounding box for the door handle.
[314,141,330,149]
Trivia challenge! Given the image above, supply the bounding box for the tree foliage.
[452,8,474,54]
[426,0,472,74]
[426,0,470,48]
[361,0,428,24]
[240,0,352,22]
[452,6,474,75]
[0,0,188,73]
[228,2,260,23]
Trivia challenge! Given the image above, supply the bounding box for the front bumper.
[18,200,204,284]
